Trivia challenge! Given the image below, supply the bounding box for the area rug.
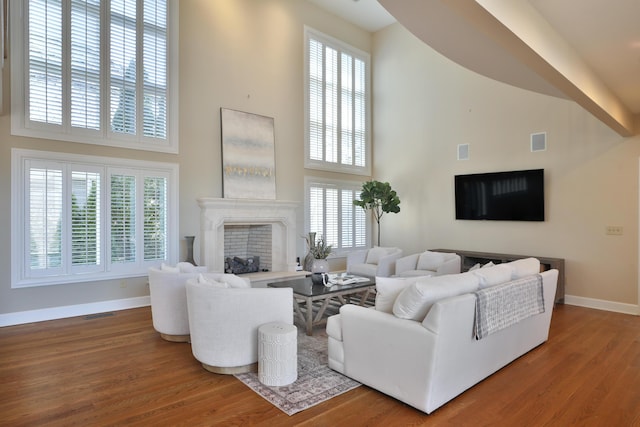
[235,328,361,416]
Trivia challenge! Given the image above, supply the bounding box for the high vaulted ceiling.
[308,0,640,137]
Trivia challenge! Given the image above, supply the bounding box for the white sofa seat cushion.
[349,263,379,278]
[393,272,480,321]
[416,251,446,271]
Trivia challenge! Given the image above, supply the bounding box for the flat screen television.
[455,169,544,221]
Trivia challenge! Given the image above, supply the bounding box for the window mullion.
[62,0,72,132]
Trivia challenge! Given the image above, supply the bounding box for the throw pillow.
[416,251,445,271]
[506,257,541,279]
[392,272,480,321]
[177,262,197,273]
[160,262,180,273]
[217,273,251,288]
[468,263,481,271]
[197,273,228,288]
[482,261,495,268]
[471,264,513,288]
[375,276,421,313]
[366,247,387,265]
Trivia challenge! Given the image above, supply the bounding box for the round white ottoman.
[258,322,297,386]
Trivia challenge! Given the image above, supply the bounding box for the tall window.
[304,27,371,175]
[10,0,178,153]
[12,149,178,287]
[305,178,369,256]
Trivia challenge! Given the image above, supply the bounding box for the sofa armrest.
[337,304,436,409]
[435,255,461,275]
[376,249,403,277]
[395,253,419,275]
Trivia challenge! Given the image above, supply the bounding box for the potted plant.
[353,180,401,247]
[303,233,333,274]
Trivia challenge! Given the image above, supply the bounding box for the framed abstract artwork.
[220,108,276,199]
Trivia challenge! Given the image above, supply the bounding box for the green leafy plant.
[353,180,401,246]
[309,234,332,259]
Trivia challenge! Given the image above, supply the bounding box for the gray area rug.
[235,328,361,416]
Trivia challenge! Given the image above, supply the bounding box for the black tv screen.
[455,169,544,221]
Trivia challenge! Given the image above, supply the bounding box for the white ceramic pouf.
[258,322,297,386]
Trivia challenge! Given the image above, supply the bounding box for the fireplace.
[197,198,299,274]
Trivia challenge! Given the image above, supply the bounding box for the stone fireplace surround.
[197,198,300,276]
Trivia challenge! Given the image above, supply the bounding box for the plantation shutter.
[143,176,167,261]
[110,174,136,264]
[306,29,369,172]
[29,0,63,125]
[308,182,367,253]
[71,170,101,267]
[28,165,64,272]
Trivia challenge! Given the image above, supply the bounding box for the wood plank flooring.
[1,304,640,426]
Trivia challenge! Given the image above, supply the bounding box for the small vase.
[311,258,329,274]
[185,235,197,265]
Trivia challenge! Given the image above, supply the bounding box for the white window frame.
[11,148,179,288]
[304,176,370,257]
[9,0,180,153]
[304,26,371,176]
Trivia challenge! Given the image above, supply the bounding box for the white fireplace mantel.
[197,198,299,273]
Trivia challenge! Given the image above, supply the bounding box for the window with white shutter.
[11,149,178,287]
[10,0,177,153]
[304,27,371,175]
[305,177,370,256]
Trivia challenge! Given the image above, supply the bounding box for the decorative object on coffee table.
[353,180,401,246]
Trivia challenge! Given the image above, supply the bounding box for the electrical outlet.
[605,226,623,236]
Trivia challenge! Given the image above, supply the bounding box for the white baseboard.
[564,294,639,316]
[0,296,151,327]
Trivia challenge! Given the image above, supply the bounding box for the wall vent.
[457,144,469,160]
[531,132,547,152]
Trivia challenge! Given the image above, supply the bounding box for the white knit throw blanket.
[474,274,545,340]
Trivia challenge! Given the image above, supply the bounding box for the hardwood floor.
[1,304,640,426]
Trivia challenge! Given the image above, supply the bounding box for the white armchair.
[395,251,461,278]
[346,247,403,278]
[147,263,208,342]
[186,275,294,374]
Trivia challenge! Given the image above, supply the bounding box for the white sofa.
[327,258,558,414]
[395,250,461,277]
[346,247,403,278]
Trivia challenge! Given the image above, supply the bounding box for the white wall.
[372,23,640,308]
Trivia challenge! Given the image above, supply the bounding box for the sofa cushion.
[471,264,513,288]
[392,272,480,321]
[375,276,422,313]
[160,262,180,273]
[416,251,445,271]
[197,273,228,288]
[506,257,541,279]
[366,247,388,265]
[396,270,435,278]
[177,262,198,273]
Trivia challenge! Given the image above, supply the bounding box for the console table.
[432,249,565,304]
